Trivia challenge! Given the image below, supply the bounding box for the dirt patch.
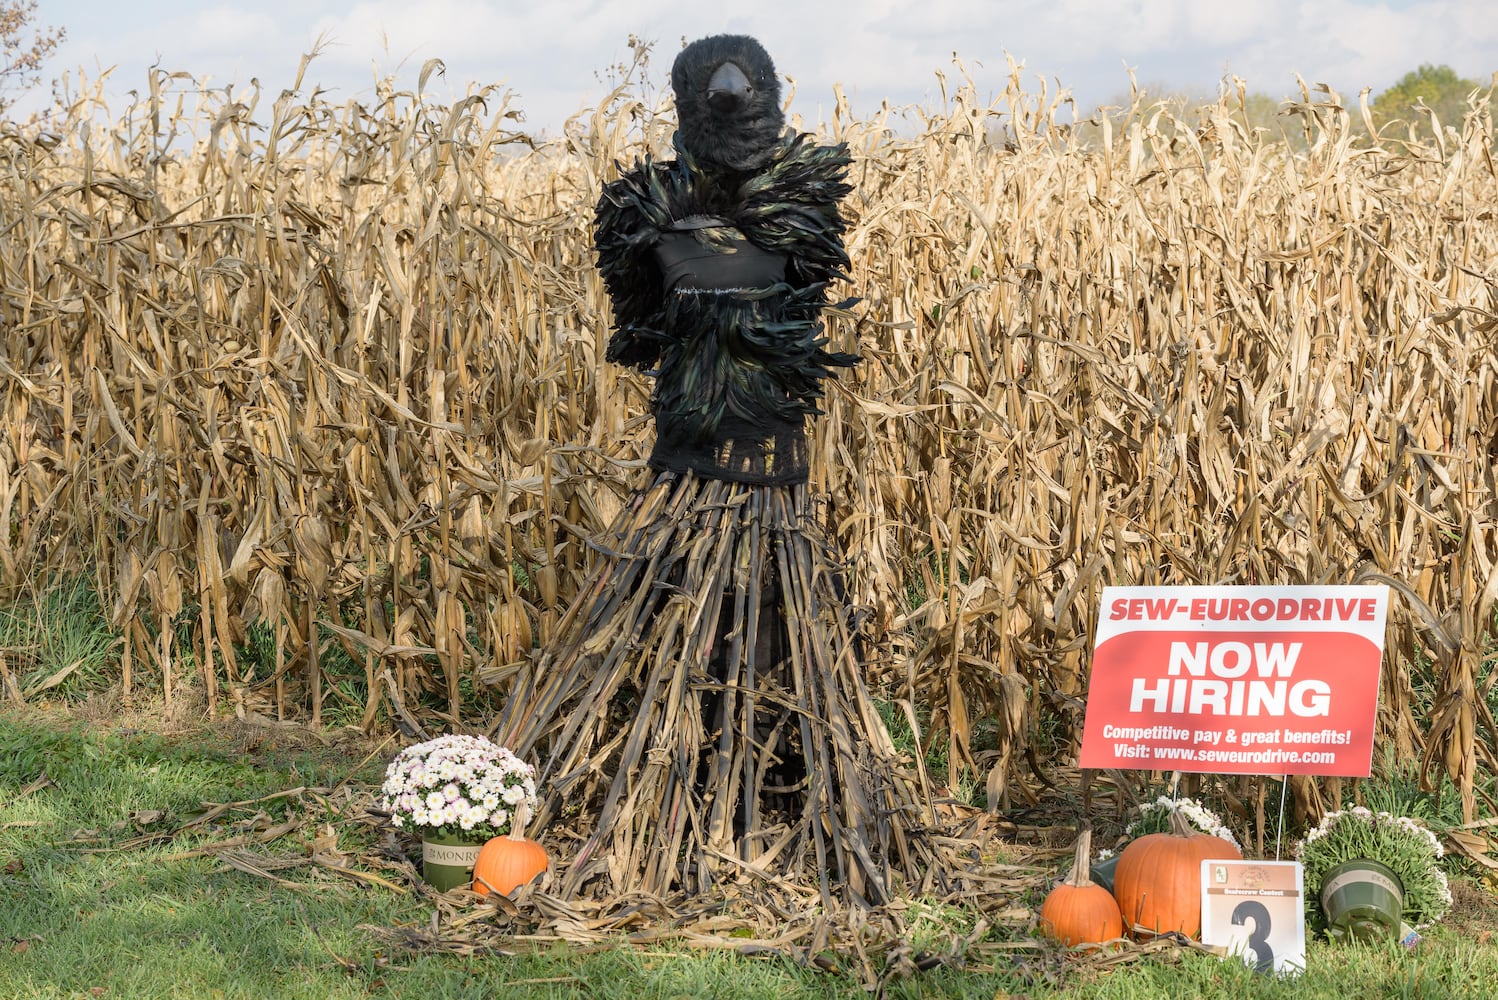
[1440,879,1498,941]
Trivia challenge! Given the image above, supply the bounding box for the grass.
[4,703,1498,999]
[0,704,1006,999]
[0,580,119,701]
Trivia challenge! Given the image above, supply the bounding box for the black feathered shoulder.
[736,133,854,289]
[594,153,675,369]
[594,132,855,373]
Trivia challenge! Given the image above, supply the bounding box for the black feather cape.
[594,131,859,484]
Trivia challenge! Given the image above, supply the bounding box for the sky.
[15,1,1498,134]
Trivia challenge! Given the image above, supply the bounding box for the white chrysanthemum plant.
[1096,795,1242,861]
[379,734,539,842]
[1295,806,1452,930]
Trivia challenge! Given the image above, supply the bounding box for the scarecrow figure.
[492,34,942,905]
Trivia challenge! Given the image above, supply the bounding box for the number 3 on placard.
[1201,860,1304,976]
[1230,900,1275,973]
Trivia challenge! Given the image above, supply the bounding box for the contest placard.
[1200,859,1306,976]
[1079,585,1387,776]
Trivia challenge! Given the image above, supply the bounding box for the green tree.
[1370,63,1492,132]
[0,0,64,116]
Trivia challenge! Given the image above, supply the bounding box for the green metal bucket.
[1321,858,1404,942]
[421,831,484,891]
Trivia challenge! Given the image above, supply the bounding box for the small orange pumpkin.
[472,802,548,897]
[1039,826,1124,948]
[1111,809,1242,939]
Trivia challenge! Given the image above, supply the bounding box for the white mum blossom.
[1295,807,1453,929]
[1106,795,1241,855]
[379,734,541,840]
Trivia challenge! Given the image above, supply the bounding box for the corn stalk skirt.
[491,470,946,905]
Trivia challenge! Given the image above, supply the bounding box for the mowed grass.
[0,705,1000,999]
[4,704,1498,999]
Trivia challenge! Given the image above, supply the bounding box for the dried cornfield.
[1,62,1495,827]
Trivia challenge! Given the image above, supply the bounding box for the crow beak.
[706,61,753,113]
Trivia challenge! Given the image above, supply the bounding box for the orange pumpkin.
[1039,826,1124,948]
[472,802,549,898]
[1111,810,1242,938]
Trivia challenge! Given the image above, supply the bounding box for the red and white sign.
[1079,585,1386,776]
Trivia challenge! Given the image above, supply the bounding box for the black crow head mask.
[671,34,785,170]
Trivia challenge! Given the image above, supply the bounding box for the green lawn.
[3,704,1497,999]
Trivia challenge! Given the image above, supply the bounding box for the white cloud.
[12,0,1497,131]
[179,7,283,54]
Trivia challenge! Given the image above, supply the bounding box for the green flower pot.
[421,830,484,891]
[1089,853,1121,895]
[1321,858,1404,942]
